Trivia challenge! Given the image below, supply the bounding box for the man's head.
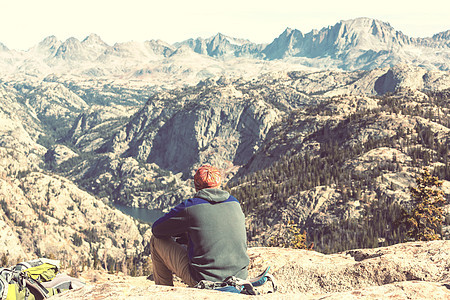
[194,165,222,191]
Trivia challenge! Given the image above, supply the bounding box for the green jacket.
[152,189,249,282]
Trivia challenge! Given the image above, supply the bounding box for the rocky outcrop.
[51,281,450,299]
[27,82,88,116]
[49,241,450,299]
[45,144,78,165]
[68,104,137,151]
[249,241,450,294]
[0,171,147,265]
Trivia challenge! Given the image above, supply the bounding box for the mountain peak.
[40,35,59,44]
[176,32,260,57]
[263,17,414,63]
[82,34,108,47]
[37,35,60,49]
[337,17,394,34]
[332,17,411,47]
[209,33,255,49]
[214,32,226,39]
[344,17,379,23]
[281,27,303,38]
[433,30,450,41]
[209,32,226,44]
[282,27,301,35]
[64,37,82,45]
[54,37,84,60]
[0,41,9,52]
[31,35,61,56]
[262,27,304,59]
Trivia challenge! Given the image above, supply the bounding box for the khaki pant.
[150,236,198,287]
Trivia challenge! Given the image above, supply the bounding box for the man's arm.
[152,201,189,238]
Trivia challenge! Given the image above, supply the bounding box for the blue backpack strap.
[247,266,277,293]
[214,286,242,293]
[247,266,270,287]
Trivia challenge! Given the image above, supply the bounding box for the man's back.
[152,188,249,282]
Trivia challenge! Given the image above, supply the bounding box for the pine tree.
[404,168,446,241]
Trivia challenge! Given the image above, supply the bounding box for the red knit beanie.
[194,165,222,191]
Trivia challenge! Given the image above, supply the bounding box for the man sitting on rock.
[150,164,249,287]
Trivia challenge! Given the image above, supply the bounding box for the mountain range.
[0,17,449,83]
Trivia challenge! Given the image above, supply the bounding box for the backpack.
[195,266,277,295]
[0,258,85,300]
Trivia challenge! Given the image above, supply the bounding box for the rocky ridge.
[0,18,449,85]
[175,32,265,58]
[0,168,149,267]
[49,241,450,299]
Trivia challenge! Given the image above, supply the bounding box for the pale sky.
[1,0,449,50]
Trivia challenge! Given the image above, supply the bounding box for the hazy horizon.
[1,0,449,50]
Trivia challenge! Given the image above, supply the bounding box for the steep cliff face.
[147,95,279,176]
[68,104,137,151]
[105,82,281,177]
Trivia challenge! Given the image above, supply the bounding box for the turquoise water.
[113,202,165,224]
